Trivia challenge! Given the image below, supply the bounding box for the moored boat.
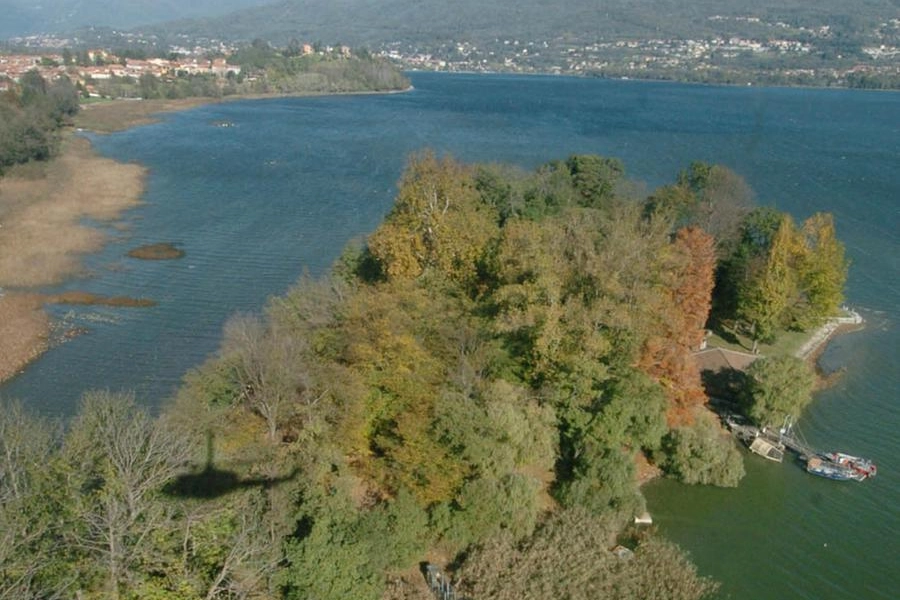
[824,452,877,479]
[806,456,866,481]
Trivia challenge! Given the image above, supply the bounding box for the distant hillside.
[0,0,272,39]
[148,0,899,46]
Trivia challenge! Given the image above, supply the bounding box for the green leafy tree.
[744,355,815,427]
[18,69,48,105]
[458,507,718,600]
[715,208,791,346]
[47,76,80,122]
[591,370,669,451]
[0,401,70,598]
[554,439,644,520]
[442,474,541,546]
[737,215,801,346]
[279,512,384,600]
[279,489,428,600]
[564,154,625,209]
[660,411,745,486]
[795,212,848,325]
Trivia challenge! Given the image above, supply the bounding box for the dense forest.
[0,151,846,598]
[3,0,898,44]
[0,70,79,174]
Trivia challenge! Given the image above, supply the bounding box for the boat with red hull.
[823,452,877,479]
[806,456,865,481]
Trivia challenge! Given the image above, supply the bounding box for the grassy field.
[707,327,811,358]
[707,308,860,361]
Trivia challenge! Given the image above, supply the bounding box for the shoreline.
[795,309,865,361]
[0,134,147,385]
[796,310,866,388]
[0,88,865,388]
[410,68,900,94]
[0,86,413,386]
[76,85,415,133]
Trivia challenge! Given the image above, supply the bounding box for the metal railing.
[425,564,463,600]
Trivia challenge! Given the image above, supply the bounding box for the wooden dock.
[723,414,816,461]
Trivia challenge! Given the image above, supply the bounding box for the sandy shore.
[0,134,146,384]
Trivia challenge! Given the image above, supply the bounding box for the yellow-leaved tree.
[367,151,498,286]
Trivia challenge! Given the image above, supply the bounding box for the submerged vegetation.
[0,150,847,598]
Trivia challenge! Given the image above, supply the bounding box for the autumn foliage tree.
[639,226,717,426]
[795,212,848,327]
[716,208,848,346]
[367,151,499,286]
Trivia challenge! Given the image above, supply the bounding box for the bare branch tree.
[63,391,191,598]
[223,313,314,442]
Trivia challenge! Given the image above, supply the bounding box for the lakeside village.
[0,42,353,96]
[4,13,900,91]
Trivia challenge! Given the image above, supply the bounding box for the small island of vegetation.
[0,142,849,598]
[127,242,186,260]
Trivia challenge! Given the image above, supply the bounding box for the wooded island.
[0,131,850,598]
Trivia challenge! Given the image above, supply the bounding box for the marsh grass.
[0,293,48,382]
[0,133,147,381]
[75,97,215,133]
[48,291,156,307]
[127,242,185,260]
[0,136,145,288]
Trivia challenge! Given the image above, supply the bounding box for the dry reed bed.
[0,135,147,382]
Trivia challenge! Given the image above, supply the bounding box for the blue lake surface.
[3,72,898,599]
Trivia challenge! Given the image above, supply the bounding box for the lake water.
[3,72,898,599]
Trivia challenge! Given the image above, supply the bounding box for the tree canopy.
[743,355,816,428]
[0,70,79,175]
[0,149,848,598]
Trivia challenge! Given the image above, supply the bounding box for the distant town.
[0,42,357,96]
[386,15,900,86]
[3,13,900,91]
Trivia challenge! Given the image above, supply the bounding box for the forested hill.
[151,0,898,46]
[0,0,271,39]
